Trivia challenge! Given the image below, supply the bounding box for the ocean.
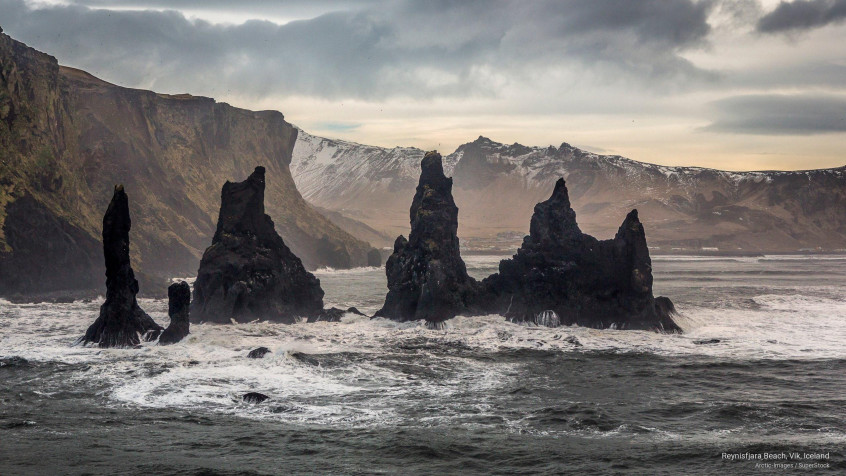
[1,255,845,475]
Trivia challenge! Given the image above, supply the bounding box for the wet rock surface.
[481,179,681,332]
[159,281,191,345]
[375,152,480,324]
[308,306,368,323]
[79,186,162,348]
[242,392,269,404]
[191,167,324,324]
[247,347,272,359]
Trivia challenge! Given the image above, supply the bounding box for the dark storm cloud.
[0,0,718,100]
[68,0,381,19]
[704,94,846,134]
[757,0,846,33]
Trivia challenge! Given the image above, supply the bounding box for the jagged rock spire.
[79,185,162,347]
[481,178,680,332]
[191,167,324,323]
[528,178,581,246]
[159,281,191,345]
[213,166,268,241]
[376,151,480,324]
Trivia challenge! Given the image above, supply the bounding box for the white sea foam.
[315,266,383,275]
[2,255,845,427]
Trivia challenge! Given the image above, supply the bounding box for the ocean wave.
[3,253,846,429]
[314,266,383,275]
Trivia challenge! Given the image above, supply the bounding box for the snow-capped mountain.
[290,129,458,243]
[292,132,846,253]
[291,128,456,209]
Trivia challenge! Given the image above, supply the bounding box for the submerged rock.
[564,336,583,347]
[693,339,721,345]
[375,152,480,325]
[159,281,191,345]
[481,179,681,332]
[242,392,269,404]
[247,347,272,359]
[308,306,368,323]
[191,167,324,323]
[0,356,29,367]
[79,186,163,348]
[290,352,320,366]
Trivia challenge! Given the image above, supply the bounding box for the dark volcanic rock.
[242,392,269,404]
[159,281,191,345]
[375,152,480,324]
[79,186,163,348]
[367,248,382,267]
[315,234,352,268]
[308,306,368,323]
[290,352,320,366]
[693,339,721,345]
[0,356,29,367]
[191,167,324,323]
[481,179,681,332]
[247,347,272,359]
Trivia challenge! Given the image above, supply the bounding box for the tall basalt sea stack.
[375,151,479,325]
[159,281,191,345]
[482,179,680,332]
[79,186,163,347]
[191,167,324,323]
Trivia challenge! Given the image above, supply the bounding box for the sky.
[1,0,845,171]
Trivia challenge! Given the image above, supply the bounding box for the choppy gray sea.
[2,255,845,475]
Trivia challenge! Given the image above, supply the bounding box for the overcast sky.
[2,0,844,170]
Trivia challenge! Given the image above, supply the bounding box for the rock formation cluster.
[76,157,678,348]
[190,167,324,323]
[79,186,163,348]
[375,154,681,332]
[375,152,480,326]
[481,179,680,331]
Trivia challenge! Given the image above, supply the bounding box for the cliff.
[0,32,372,297]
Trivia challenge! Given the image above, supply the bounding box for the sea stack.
[375,151,479,325]
[79,186,162,347]
[482,178,681,332]
[159,281,191,345]
[191,166,324,323]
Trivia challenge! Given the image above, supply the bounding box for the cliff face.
[0,33,372,297]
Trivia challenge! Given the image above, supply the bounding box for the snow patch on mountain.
[291,128,458,206]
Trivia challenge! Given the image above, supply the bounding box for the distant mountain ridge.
[291,133,846,253]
